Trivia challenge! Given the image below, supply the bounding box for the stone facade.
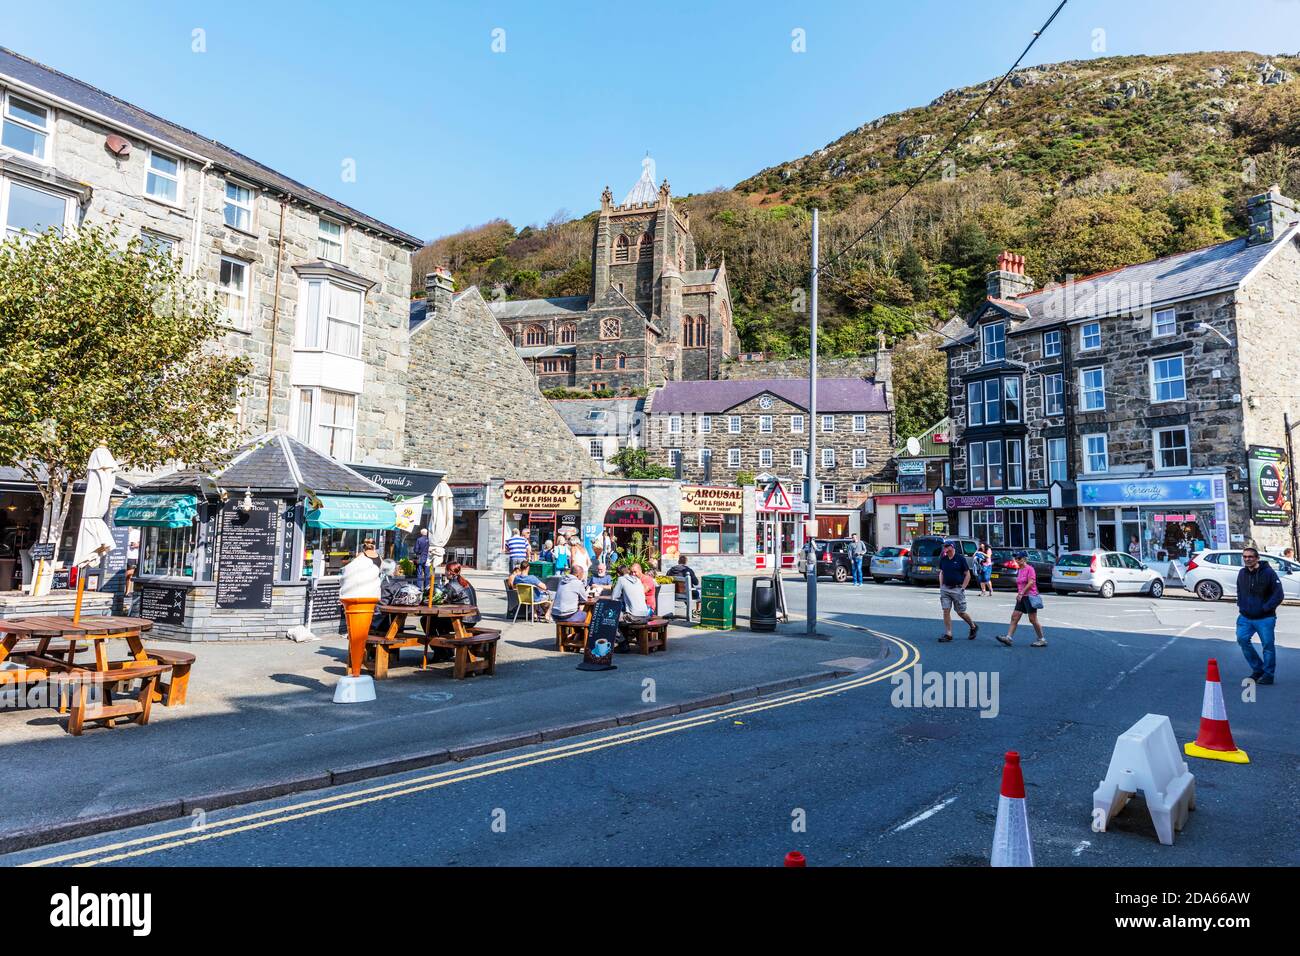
[0,49,420,472]
[405,285,603,482]
[489,160,738,392]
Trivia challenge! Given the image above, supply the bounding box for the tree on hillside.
[892,336,948,443]
[0,226,251,563]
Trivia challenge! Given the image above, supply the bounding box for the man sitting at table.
[667,555,701,620]
[552,565,589,624]
[588,563,613,594]
[610,564,650,629]
[511,561,553,621]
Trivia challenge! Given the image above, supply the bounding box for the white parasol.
[73,445,118,568]
[428,480,454,575]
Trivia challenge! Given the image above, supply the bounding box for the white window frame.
[821,484,837,505]
[981,321,1006,363]
[759,448,773,468]
[727,448,741,468]
[143,148,183,206]
[969,442,986,491]
[1,92,53,163]
[759,415,773,433]
[698,448,712,467]
[668,415,682,435]
[298,277,364,357]
[1042,329,1062,358]
[318,216,345,262]
[985,440,1003,491]
[218,255,251,331]
[790,415,805,434]
[698,415,712,434]
[668,449,681,467]
[1152,308,1177,338]
[141,230,179,259]
[967,381,984,427]
[852,448,867,468]
[1150,355,1186,404]
[1153,426,1190,471]
[589,439,605,461]
[728,415,742,434]
[822,448,835,468]
[1079,367,1106,412]
[294,386,357,460]
[1,177,74,240]
[821,415,835,433]
[1006,439,1024,490]
[1080,321,1102,352]
[1084,433,1109,475]
[1043,372,1064,416]
[853,414,867,433]
[223,179,254,233]
[791,448,806,472]
[1045,437,1067,483]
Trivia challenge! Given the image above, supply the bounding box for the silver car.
[1182,550,1300,602]
[1052,550,1165,599]
[869,545,911,583]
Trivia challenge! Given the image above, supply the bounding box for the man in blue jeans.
[1235,547,1283,685]
[850,533,868,586]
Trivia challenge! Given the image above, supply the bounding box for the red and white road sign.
[763,482,793,512]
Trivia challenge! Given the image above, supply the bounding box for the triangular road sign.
[764,481,793,512]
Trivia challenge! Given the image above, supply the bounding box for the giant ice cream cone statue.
[334,554,381,703]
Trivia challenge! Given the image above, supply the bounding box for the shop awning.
[113,494,199,528]
[305,495,396,530]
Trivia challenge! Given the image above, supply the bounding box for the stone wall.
[143,585,315,642]
[720,354,881,382]
[405,288,603,482]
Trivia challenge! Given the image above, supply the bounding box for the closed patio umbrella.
[427,480,454,605]
[72,445,118,618]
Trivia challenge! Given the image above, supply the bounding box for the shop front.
[679,484,744,562]
[603,494,661,556]
[348,463,447,562]
[866,493,949,548]
[1077,473,1230,571]
[936,489,1054,549]
[501,481,583,554]
[448,483,487,568]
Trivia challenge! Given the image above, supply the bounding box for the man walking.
[505,526,530,568]
[1236,547,1282,685]
[849,533,868,586]
[412,527,431,594]
[937,540,978,643]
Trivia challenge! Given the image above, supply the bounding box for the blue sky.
[5,1,1299,242]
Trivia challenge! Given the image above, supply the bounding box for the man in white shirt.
[552,565,589,623]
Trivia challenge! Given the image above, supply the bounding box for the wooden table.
[0,615,153,673]
[554,598,597,653]
[368,605,496,679]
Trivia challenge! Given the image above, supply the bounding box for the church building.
[489,158,738,392]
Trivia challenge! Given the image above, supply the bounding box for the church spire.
[619,153,658,207]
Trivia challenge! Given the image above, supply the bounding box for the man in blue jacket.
[1236,547,1283,685]
[411,528,431,594]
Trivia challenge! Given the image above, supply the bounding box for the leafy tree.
[608,447,675,480]
[0,226,251,563]
[897,244,929,301]
[892,336,948,442]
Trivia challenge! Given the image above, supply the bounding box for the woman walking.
[996,551,1046,647]
[974,542,993,596]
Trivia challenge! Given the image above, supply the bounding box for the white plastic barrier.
[1092,713,1196,846]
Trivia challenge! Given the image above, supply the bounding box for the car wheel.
[871,576,886,584]
[833,565,849,583]
[1149,579,1164,599]
[1099,580,1116,599]
[1195,580,1223,602]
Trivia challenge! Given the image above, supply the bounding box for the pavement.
[0,574,885,849]
[3,575,1297,866]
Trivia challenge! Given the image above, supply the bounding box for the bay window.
[986,440,1003,490]
[969,442,986,491]
[2,179,70,239]
[1003,377,1021,423]
[2,94,51,161]
[967,381,984,427]
[1006,440,1024,489]
[300,278,363,356]
[295,386,357,460]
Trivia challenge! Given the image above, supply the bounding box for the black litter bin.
[750,577,778,631]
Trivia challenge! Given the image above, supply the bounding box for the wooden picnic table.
[0,615,154,672]
[367,604,498,680]
[554,597,598,653]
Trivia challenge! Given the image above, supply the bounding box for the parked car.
[988,548,1056,591]
[796,539,873,582]
[906,536,980,585]
[869,545,911,583]
[1051,550,1165,598]
[1181,550,1300,602]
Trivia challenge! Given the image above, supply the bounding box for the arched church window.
[525,324,546,346]
[614,234,630,263]
[594,354,604,370]
[558,323,575,344]
[601,317,620,340]
[638,233,654,260]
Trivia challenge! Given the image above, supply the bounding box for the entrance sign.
[503,482,581,511]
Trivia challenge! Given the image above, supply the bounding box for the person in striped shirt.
[505,527,530,566]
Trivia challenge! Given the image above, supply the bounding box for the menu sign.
[215,497,278,610]
[98,526,132,593]
[28,542,56,561]
[503,482,581,511]
[140,583,187,625]
[681,485,744,515]
[309,580,343,623]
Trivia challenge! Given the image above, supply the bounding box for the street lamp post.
[1286,413,1300,559]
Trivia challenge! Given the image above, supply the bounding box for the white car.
[1181,550,1300,602]
[1052,550,1165,598]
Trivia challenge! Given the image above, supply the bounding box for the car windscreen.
[1056,553,1092,568]
[877,547,903,558]
[912,540,943,559]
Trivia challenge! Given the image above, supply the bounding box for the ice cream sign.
[502,482,582,511]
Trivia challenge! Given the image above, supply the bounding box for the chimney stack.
[1246,186,1299,246]
[425,266,455,320]
[986,251,1034,301]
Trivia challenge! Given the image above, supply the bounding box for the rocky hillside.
[413,51,1300,436]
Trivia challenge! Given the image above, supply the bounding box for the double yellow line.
[26,625,918,867]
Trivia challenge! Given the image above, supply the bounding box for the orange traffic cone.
[1183,659,1249,764]
[991,751,1034,867]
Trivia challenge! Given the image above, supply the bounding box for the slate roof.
[942,227,1300,347]
[488,296,590,320]
[650,378,890,414]
[134,432,389,497]
[0,47,421,249]
[517,345,576,359]
[681,268,720,285]
[551,398,645,436]
[409,298,428,329]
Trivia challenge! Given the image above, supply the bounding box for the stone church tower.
[491,157,737,393]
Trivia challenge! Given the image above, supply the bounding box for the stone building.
[550,398,646,474]
[488,157,738,392]
[938,189,1300,566]
[0,47,421,471]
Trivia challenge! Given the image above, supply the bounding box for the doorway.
[603,496,660,559]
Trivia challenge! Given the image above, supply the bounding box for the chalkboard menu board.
[29,542,56,561]
[140,583,188,625]
[50,569,70,591]
[215,498,278,610]
[309,579,343,623]
[99,526,132,593]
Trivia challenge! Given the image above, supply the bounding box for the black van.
[906,536,980,585]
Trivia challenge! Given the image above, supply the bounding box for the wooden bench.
[623,617,670,655]
[145,648,196,706]
[54,664,170,736]
[8,639,87,665]
[555,620,588,653]
[426,627,500,680]
[365,632,421,680]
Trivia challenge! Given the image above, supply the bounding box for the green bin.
[699,594,736,630]
[529,560,555,578]
[701,574,737,599]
